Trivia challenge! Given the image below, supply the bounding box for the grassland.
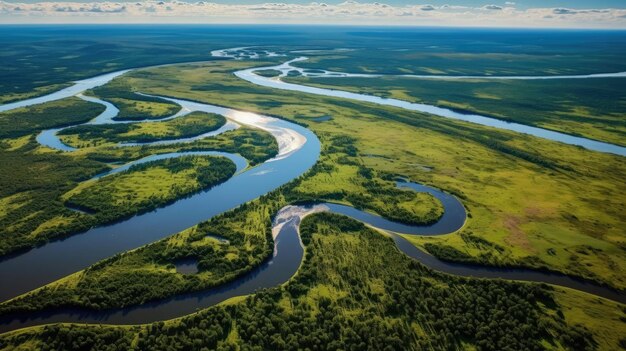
[115,59,625,291]
[292,39,626,75]
[0,115,442,313]
[4,26,624,104]
[1,33,625,349]
[58,111,226,147]
[64,155,235,218]
[0,57,624,350]
[89,78,182,121]
[285,75,626,145]
[0,190,281,312]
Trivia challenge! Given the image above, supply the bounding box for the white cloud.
[0,1,624,28]
[553,8,577,15]
[483,5,502,11]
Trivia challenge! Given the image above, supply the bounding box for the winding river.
[0,49,624,334]
[236,57,626,156]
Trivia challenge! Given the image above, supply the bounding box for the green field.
[59,111,226,147]
[0,28,625,350]
[117,59,625,290]
[285,75,626,145]
[64,155,235,218]
[90,78,182,121]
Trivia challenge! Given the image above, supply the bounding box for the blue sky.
[2,0,626,27]
[186,0,626,8]
[6,0,626,6]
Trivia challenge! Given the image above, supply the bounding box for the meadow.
[285,75,626,145]
[120,59,625,290]
[0,27,624,350]
[59,111,226,147]
[90,79,182,121]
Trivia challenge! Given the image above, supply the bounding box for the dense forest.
[0,126,277,257]
[0,97,105,139]
[0,213,599,350]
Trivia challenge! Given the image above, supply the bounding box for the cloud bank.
[1,1,625,28]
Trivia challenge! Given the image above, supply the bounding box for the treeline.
[0,139,110,256]
[0,97,105,139]
[0,126,276,257]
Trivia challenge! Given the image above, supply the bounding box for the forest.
[0,97,105,139]
[0,30,625,350]
[0,213,604,350]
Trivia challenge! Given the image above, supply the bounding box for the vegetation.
[0,120,276,257]
[64,155,235,219]
[3,213,624,350]
[0,127,441,313]
[90,78,181,121]
[286,75,626,145]
[123,59,626,290]
[0,137,109,256]
[0,97,105,139]
[288,135,443,225]
[0,190,279,312]
[1,31,625,348]
[253,69,282,77]
[58,111,226,146]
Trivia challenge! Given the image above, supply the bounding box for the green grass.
[1,46,625,349]
[64,155,235,217]
[58,111,226,147]
[0,118,277,257]
[285,75,626,145]
[0,192,279,312]
[121,59,625,290]
[89,76,182,121]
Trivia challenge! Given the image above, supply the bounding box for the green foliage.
[58,111,226,145]
[0,139,110,256]
[0,213,598,350]
[90,80,181,121]
[0,97,105,139]
[423,243,474,262]
[289,134,444,225]
[253,69,282,77]
[65,155,235,220]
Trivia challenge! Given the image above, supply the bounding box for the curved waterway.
[0,89,319,303]
[235,57,626,157]
[1,180,624,333]
[0,53,624,334]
